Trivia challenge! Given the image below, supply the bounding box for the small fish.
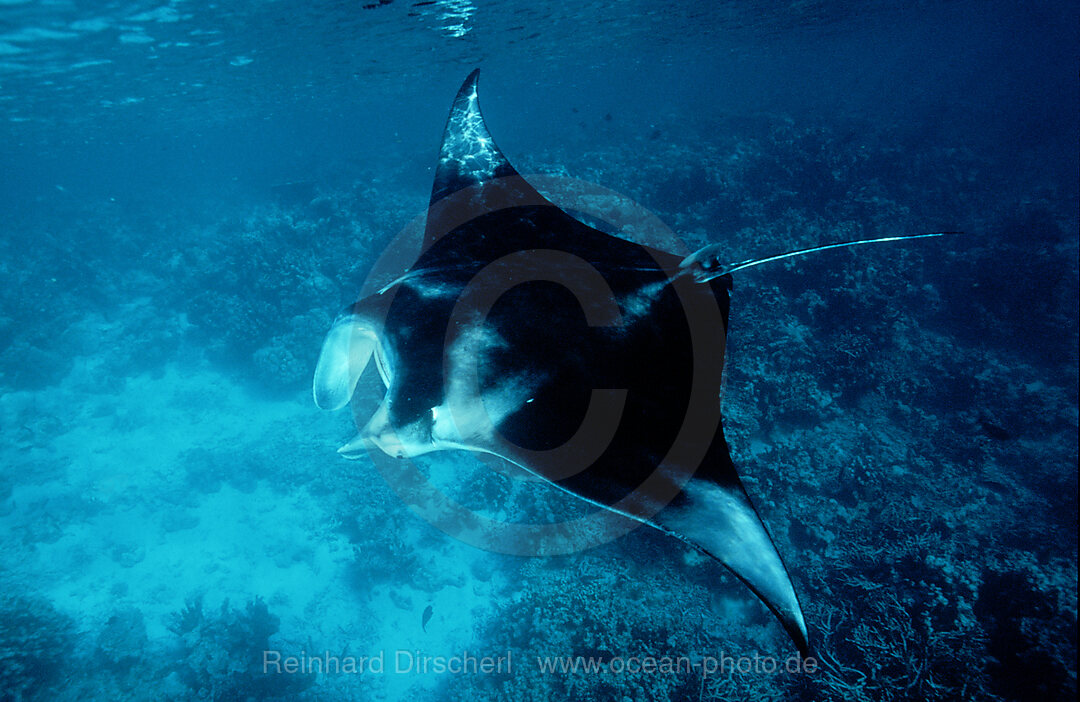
[421,604,433,632]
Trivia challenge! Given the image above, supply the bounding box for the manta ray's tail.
[681,231,962,282]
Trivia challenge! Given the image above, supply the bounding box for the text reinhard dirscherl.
[261,650,818,676]
[263,649,512,675]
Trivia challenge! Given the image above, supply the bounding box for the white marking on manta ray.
[378,264,673,302]
[376,266,478,296]
[433,323,543,450]
[618,279,669,320]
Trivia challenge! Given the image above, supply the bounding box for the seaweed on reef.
[342,524,423,589]
[850,553,1078,702]
[94,607,148,675]
[775,514,987,700]
[168,595,313,701]
[0,594,77,702]
[798,596,986,701]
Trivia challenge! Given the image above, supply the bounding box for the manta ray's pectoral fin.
[653,450,809,655]
[312,307,386,411]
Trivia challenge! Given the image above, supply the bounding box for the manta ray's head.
[314,282,541,461]
[313,296,440,460]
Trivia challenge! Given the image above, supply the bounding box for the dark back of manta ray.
[387,198,738,509]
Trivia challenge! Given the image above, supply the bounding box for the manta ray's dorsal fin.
[425,69,551,248]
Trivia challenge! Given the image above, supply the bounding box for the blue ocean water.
[1,0,1077,700]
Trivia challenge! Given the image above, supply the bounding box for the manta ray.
[313,70,951,655]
